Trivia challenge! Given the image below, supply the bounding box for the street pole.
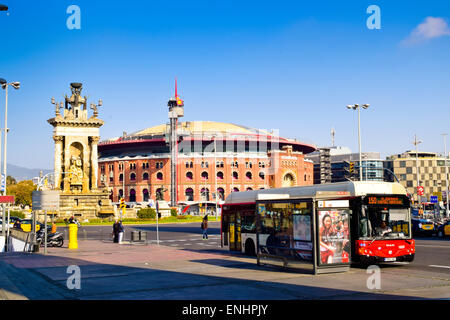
[214,137,218,221]
[358,105,362,181]
[3,84,7,196]
[443,134,449,218]
[413,134,422,206]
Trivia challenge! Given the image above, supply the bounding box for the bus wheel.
[245,239,256,256]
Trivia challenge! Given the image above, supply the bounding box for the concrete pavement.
[1,239,450,300]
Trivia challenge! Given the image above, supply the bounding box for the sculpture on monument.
[48,83,114,218]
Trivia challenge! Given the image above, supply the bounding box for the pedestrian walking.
[112,219,119,243]
[118,220,125,244]
[201,215,208,240]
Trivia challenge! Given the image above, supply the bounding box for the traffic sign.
[417,186,424,196]
[0,174,5,192]
[0,195,14,204]
[430,196,438,203]
[32,190,60,211]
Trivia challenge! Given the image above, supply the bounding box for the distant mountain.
[4,164,52,182]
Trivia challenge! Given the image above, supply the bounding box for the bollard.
[68,223,78,249]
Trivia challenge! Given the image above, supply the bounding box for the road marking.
[429,265,450,269]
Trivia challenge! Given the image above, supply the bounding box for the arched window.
[282,173,295,187]
[201,171,209,180]
[186,172,193,180]
[156,172,163,180]
[130,173,136,181]
[143,172,149,180]
[246,172,252,180]
[217,187,225,200]
[246,187,253,191]
[156,188,164,200]
[233,187,239,193]
[259,172,265,180]
[217,171,224,180]
[185,188,194,201]
[143,189,149,202]
[118,189,123,201]
[232,171,238,180]
[129,189,136,202]
[119,173,123,182]
[201,188,210,201]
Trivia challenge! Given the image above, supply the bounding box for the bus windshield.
[359,206,410,239]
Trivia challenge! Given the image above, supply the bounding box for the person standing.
[118,220,125,244]
[112,220,119,243]
[201,215,208,240]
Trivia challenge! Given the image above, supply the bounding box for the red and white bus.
[221,181,415,266]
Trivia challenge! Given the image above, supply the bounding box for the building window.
[233,171,239,180]
[156,172,163,180]
[143,172,149,180]
[101,165,105,174]
[130,173,136,181]
[185,188,194,201]
[156,188,164,200]
[217,188,225,200]
[143,189,149,202]
[119,174,123,182]
[259,172,265,180]
[406,167,412,174]
[129,189,136,202]
[406,181,413,188]
[201,171,209,180]
[186,172,193,180]
[129,163,136,170]
[217,171,224,180]
[246,172,252,180]
[201,188,210,201]
[400,161,406,168]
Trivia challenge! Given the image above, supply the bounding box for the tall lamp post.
[346,104,369,181]
[443,133,449,218]
[0,79,20,195]
[413,134,422,205]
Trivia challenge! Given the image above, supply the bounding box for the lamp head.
[346,105,353,109]
[11,82,20,89]
[51,97,56,104]
[362,104,370,109]
[0,78,6,85]
[0,5,8,11]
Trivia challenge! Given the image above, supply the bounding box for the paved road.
[60,221,450,275]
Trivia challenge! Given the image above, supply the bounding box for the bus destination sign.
[367,196,404,205]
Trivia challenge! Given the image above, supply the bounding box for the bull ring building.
[97,121,316,209]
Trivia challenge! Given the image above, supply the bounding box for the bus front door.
[229,212,241,251]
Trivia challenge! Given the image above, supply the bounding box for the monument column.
[90,136,100,191]
[53,135,64,190]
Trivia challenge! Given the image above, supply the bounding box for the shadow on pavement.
[0,251,423,300]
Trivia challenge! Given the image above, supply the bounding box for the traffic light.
[120,197,125,209]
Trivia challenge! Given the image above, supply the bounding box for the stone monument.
[47,83,114,219]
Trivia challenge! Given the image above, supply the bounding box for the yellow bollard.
[68,223,78,249]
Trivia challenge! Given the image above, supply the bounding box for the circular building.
[98,121,316,207]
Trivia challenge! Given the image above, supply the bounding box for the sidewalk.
[1,239,450,300]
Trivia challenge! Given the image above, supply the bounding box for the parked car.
[411,218,436,237]
[437,220,450,238]
[13,219,51,233]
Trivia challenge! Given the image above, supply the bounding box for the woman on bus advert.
[318,211,350,265]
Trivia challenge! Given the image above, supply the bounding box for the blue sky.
[0,0,450,169]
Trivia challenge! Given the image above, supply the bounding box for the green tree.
[7,175,16,186]
[7,180,36,206]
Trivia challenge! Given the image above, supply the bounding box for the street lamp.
[442,133,449,218]
[0,5,8,11]
[346,103,369,181]
[413,134,422,205]
[0,79,20,195]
